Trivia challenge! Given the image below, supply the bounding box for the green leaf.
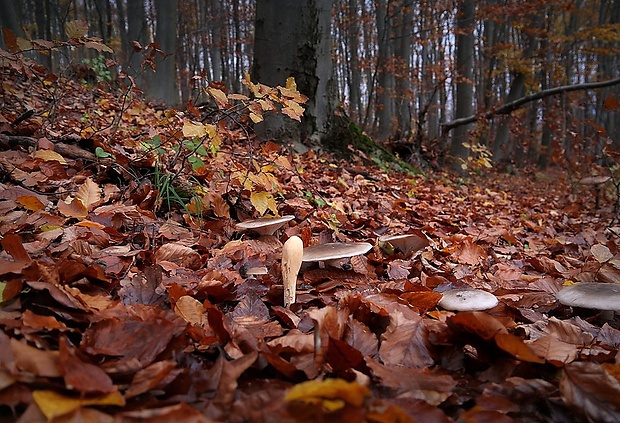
[95,147,113,159]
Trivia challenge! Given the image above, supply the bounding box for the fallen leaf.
[285,378,370,410]
[32,389,124,420]
[560,361,620,422]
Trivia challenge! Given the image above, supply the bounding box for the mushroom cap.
[378,231,429,254]
[302,242,372,262]
[579,176,611,185]
[557,282,620,311]
[438,289,499,311]
[235,215,295,236]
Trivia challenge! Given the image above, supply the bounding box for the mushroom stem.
[282,236,303,308]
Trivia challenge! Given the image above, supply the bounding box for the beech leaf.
[560,361,620,422]
[33,389,125,420]
[250,191,277,215]
[285,378,370,410]
[174,295,204,325]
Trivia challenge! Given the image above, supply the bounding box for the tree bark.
[449,0,475,168]
[252,0,337,151]
[146,0,179,106]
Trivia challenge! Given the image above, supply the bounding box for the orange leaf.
[604,97,620,110]
[16,195,46,211]
[1,233,31,263]
[400,291,443,313]
[494,333,545,364]
[447,311,508,341]
[455,240,487,265]
[209,193,230,218]
[58,197,88,219]
[76,177,102,211]
[174,295,204,325]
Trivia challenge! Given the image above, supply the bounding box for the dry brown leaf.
[174,295,204,325]
[155,243,202,270]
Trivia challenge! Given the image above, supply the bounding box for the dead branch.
[442,76,620,132]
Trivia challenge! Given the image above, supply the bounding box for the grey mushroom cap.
[235,215,295,236]
[557,283,620,311]
[302,242,373,262]
[378,232,429,254]
[438,289,499,311]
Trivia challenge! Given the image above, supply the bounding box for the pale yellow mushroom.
[282,236,304,308]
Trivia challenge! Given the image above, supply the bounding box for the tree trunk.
[126,0,148,81]
[252,0,337,151]
[375,0,394,141]
[146,0,179,106]
[449,0,475,169]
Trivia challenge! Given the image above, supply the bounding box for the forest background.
[2,1,620,422]
[2,0,620,172]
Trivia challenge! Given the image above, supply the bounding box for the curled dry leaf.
[155,243,202,270]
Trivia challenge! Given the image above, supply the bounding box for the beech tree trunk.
[252,0,337,151]
[449,0,475,168]
[126,0,148,80]
[146,0,179,106]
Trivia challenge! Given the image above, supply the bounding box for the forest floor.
[1,70,620,423]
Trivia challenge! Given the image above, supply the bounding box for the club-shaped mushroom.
[557,282,620,320]
[282,236,304,308]
[378,231,429,254]
[302,242,373,267]
[438,289,499,311]
[236,215,295,236]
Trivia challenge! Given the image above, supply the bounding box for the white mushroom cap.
[302,242,372,262]
[235,215,295,236]
[378,231,429,254]
[579,176,611,185]
[557,283,620,311]
[438,289,499,311]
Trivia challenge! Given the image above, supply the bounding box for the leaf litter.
[0,70,620,423]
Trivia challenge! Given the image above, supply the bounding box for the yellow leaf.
[76,178,102,211]
[182,121,207,138]
[285,77,297,91]
[250,191,277,216]
[207,88,230,109]
[282,100,305,121]
[200,123,216,139]
[284,379,370,410]
[249,112,263,123]
[33,389,124,420]
[33,150,67,165]
[258,99,276,112]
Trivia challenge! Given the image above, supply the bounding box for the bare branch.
[442,76,620,132]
